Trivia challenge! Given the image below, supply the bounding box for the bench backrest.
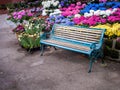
[52,24,105,44]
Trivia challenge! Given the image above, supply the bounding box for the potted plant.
[18,18,45,51]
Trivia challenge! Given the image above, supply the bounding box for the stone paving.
[0,14,120,90]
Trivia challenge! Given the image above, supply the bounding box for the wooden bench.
[40,24,105,72]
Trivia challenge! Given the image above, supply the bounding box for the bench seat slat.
[42,39,90,51]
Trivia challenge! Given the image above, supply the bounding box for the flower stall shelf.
[104,38,120,61]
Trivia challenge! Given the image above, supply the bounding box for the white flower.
[103,15,107,18]
[53,2,58,7]
[113,8,117,12]
[105,10,112,16]
[74,14,81,18]
[94,10,100,16]
[99,11,106,15]
[42,10,47,16]
[84,12,89,17]
[90,10,94,13]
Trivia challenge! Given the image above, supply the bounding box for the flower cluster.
[12,24,25,33]
[42,0,60,16]
[91,23,120,38]
[80,1,120,14]
[83,8,117,17]
[42,0,59,9]
[73,15,107,26]
[60,2,86,17]
[46,15,75,26]
[59,0,75,7]
[107,8,120,23]
[8,10,33,23]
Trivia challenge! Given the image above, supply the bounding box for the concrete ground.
[0,14,120,90]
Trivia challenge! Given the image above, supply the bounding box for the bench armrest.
[90,43,97,50]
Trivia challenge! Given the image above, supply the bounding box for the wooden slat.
[42,39,90,51]
[53,25,103,43]
[54,34,99,43]
[55,29,102,35]
[54,30,101,38]
[55,26,102,33]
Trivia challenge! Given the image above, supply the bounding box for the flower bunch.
[107,8,120,23]
[46,15,75,26]
[8,10,33,23]
[60,2,86,17]
[83,8,117,17]
[91,23,120,39]
[42,0,59,9]
[59,0,76,7]
[80,1,120,14]
[73,15,107,26]
[12,24,25,33]
[42,0,60,16]
[99,0,107,3]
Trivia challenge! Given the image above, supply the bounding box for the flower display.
[12,24,25,33]
[46,15,75,26]
[59,0,76,7]
[42,0,60,16]
[60,2,86,17]
[80,1,120,14]
[91,23,120,38]
[8,10,33,23]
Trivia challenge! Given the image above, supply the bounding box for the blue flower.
[61,19,66,23]
[99,7,107,10]
[64,0,68,2]
[112,5,119,8]
[106,2,113,6]
[99,3,105,7]
[91,7,97,11]
[95,4,99,8]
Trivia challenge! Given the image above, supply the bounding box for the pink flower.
[13,15,17,19]
[70,4,75,7]
[101,19,106,24]
[27,12,33,16]
[17,15,22,19]
[13,12,17,16]
[21,11,26,16]
[76,2,81,6]
[81,4,86,8]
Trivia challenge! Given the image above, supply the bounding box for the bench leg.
[53,46,57,50]
[88,58,94,73]
[40,44,44,56]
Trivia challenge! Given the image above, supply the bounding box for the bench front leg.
[40,44,44,56]
[88,57,94,73]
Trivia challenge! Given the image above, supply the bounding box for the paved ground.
[0,14,120,90]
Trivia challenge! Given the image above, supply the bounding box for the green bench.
[40,24,105,72]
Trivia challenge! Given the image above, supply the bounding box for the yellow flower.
[91,23,120,38]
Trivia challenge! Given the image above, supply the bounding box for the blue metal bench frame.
[40,24,105,73]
